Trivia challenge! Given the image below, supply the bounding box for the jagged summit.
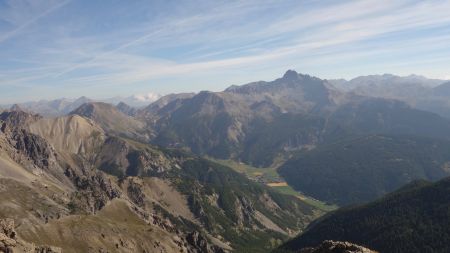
[224,70,329,95]
[9,104,23,112]
[282,69,300,80]
[281,70,323,83]
[116,101,137,116]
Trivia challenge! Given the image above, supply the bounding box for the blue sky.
[1,0,450,103]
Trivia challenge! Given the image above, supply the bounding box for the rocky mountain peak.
[70,102,120,119]
[116,101,129,108]
[9,104,23,112]
[74,96,91,103]
[299,240,378,253]
[0,110,42,131]
[116,101,137,116]
[283,69,300,80]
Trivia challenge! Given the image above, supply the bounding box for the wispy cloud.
[0,0,450,103]
[0,0,71,43]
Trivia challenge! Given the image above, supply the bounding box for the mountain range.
[2,70,450,252]
[329,74,450,119]
[1,93,161,117]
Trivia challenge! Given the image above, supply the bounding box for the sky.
[1,0,450,103]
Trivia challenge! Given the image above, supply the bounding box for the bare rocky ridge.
[70,102,150,142]
[297,241,377,253]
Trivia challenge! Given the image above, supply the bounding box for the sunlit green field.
[206,157,337,212]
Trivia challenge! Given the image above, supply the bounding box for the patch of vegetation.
[207,157,335,212]
[279,134,450,205]
[206,157,281,182]
[277,177,450,253]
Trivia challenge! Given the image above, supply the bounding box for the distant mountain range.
[329,73,444,92]
[1,92,161,117]
[7,72,450,119]
[329,74,450,118]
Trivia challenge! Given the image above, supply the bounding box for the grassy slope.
[19,199,184,253]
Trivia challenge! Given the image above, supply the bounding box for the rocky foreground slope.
[0,108,320,253]
[1,218,61,253]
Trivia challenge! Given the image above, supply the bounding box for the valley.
[207,158,336,212]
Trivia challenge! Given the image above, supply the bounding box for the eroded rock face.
[10,129,55,169]
[0,111,65,182]
[65,167,121,213]
[186,231,226,253]
[0,218,16,252]
[126,179,146,208]
[34,246,62,253]
[0,110,41,131]
[0,219,62,253]
[299,240,378,253]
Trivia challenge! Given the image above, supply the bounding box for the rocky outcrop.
[9,129,56,169]
[0,110,41,131]
[0,219,16,252]
[34,246,62,253]
[126,179,146,208]
[65,167,121,213]
[298,240,377,253]
[0,111,67,183]
[186,231,226,253]
[95,136,175,177]
[0,219,62,253]
[234,196,254,227]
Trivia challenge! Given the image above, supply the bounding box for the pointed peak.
[116,101,133,110]
[10,104,23,112]
[283,70,299,80]
[74,96,91,102]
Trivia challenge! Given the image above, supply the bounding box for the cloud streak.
[0,0,71,43]
[0,0,450,102]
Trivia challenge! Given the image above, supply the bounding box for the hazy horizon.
[0,70,448,105]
